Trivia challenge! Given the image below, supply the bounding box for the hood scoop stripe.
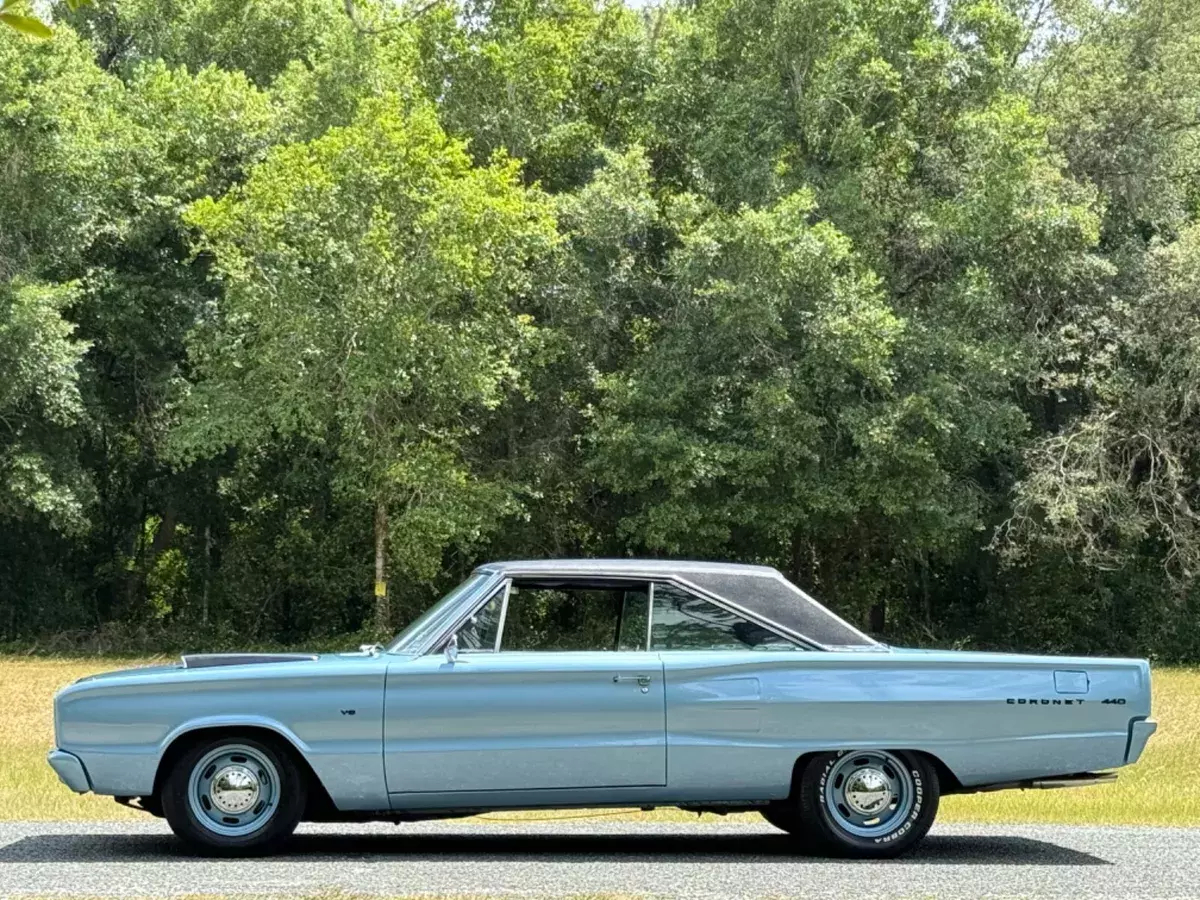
[180,653,318,669]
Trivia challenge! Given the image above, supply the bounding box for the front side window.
[651,583,799,651]
[501,581,651,652]
[456,586,505,651]
[389,573,490,653]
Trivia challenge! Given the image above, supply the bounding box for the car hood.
[68,650,387,687]
[72,663,184,684]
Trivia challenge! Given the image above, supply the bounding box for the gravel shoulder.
[2,818,1197,899]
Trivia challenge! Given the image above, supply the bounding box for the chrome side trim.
[645,582,656,652]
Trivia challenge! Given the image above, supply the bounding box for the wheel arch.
[786,748,963,797]
[918,750,964,795]
[786,751,824,796]
[151,722,335,817]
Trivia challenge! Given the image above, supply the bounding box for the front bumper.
[47,749,91,793]
[1126,717,1158,763]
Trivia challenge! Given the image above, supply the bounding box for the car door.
[384,579,666,800]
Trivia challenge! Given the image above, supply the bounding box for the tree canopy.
[2,0,1200,658]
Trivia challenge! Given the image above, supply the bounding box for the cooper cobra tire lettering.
[875,772,923,844]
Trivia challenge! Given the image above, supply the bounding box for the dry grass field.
[2,656,1195,826]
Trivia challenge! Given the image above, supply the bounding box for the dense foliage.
[3,0,1200,658]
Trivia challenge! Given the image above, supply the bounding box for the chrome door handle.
[613,674,652,687]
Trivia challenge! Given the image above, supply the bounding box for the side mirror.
[444,632,459,664]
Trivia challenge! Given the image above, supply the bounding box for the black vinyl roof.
[478,559,880,649]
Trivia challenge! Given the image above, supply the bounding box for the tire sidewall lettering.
[873,769,923,844]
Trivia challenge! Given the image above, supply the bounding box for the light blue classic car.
[49,559,1157,857]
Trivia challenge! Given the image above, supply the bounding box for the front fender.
[54,657,389,810]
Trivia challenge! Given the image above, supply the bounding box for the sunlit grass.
[0,657,171,821]
[3,656,1195,826]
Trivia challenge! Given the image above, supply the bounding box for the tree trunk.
[920,554,931,632]
[148,501,178,560]
[373,499,389,637]
[124,499,179,615]
[790,529,805,587]
[869,600,886,636]
[201,524,211,628]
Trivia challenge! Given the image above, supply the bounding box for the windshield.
[386,573,491,653]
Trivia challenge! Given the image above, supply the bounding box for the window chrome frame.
[410,566,817,656]
[492,578,512,652]
[645,582,656,652]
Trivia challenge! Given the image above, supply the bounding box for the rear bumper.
[47,749,91,793]
[1126,717,1158,763]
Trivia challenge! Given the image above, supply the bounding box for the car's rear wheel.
[793,749,939,858]
[161,735,305,857]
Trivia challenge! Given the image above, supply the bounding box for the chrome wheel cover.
[187,744,280,837]
[824,750,914,838]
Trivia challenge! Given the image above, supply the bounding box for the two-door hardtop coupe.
[49,559,1157,857]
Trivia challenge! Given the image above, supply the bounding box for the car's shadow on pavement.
[0,830,1111,866]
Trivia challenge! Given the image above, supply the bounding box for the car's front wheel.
[790,749,939,858]
[161,735,306,857]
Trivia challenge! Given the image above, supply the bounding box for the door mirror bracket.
[444,632,459,664]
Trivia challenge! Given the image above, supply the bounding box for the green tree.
[997,0,1200,589]
[415,0,653,189]
[176,96,557,635]
[585,0,1104,633]
[1004,224,1200,580]
[0,24,114,537]
[0,281,90,529]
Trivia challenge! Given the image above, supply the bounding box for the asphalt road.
[0,818,1196,899]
